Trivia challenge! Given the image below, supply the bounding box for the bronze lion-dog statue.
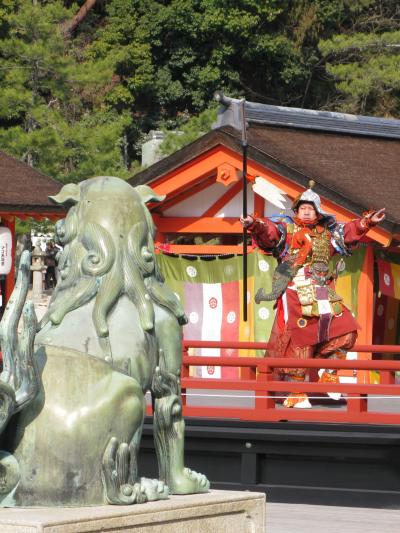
[0,176,209,506]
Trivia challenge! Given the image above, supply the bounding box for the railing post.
[380,369,395,385]
[241,366,256,380]
[255,361,275,419]
[346,394,368,419]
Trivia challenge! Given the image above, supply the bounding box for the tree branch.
[61,0,98,37]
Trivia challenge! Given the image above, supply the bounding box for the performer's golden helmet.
[292,180,329,217]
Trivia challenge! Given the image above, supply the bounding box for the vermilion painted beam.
[2,216,15,303]
[151,146,225,198]
[152,216,242,234]
[177,406,400,425]
[181,378,400,395]
[150,144,392,245]
[202,180,243,217]
[356,246,375,383]
[182,354,400,368]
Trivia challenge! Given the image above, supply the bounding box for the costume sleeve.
[344,218,371,246]
[248,217,282,252]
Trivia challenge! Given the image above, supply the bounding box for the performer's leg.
[283,340,314,409]
[316,331,357,399]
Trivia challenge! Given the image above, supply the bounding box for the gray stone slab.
[268,502,400,533]
[0,490,265,533]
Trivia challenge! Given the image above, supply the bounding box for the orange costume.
[248,185,375,408]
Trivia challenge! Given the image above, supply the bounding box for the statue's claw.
[139,477,169,501]
[102,437,141,505]
[169,467,210,495]
[102,437,169,505]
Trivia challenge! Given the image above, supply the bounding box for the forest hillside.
[0,0,399,182]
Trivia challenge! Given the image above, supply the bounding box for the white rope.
[180,392,400,400]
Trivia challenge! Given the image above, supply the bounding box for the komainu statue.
[0,176,209,506]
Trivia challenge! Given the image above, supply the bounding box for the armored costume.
[247,184,375,408]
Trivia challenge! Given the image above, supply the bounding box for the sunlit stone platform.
[0,490,266,533]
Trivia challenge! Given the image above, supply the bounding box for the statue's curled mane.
[41,181,186,338]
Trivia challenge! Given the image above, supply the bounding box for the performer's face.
[297,203,317,223]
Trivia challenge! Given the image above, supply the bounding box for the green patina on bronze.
[0,176,209,507]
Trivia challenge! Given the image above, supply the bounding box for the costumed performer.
[240,181,385,408]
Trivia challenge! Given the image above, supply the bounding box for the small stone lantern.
[30,245,46,301]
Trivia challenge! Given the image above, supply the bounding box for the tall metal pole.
[241,99,248,322]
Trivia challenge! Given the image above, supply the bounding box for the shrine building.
[0,150,63,304]
[129,95,400,372]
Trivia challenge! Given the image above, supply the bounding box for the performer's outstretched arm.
[344,208,386,245]
[240,215,281,252]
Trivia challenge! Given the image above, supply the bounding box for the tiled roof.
[0,151,62,213]
[214,92,400,139]
[129,100,400,234]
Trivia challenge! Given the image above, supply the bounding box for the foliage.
[320,2,400,116]
[160,105,218,156]
[0,0,130,182]
[15,217,55,238]
[0,0,399,182]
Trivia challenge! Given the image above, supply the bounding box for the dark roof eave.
[227,131,398,234]
[0,204,65,214]
[129,127,398,235]
[214,94,400,139]
[128,129,230,186]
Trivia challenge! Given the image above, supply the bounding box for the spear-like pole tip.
[214,91,233,107]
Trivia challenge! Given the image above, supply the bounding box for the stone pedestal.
[0,490,265,532]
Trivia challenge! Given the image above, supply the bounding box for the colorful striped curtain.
[157,252,276,378]
[157,248,366,378]
[332,247,365,316]
[374,254,400,348]
[373,293,399,345]
[377,258,400,299]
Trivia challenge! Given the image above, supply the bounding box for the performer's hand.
[367,208,386,226]
[240,215,254,229]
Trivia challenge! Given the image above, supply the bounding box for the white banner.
[0,227,12,275]
[201,283,223,379]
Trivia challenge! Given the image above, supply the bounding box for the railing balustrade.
[165,341,400,425]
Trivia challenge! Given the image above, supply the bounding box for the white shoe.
[283,393,312,409]
[294,397,312,409]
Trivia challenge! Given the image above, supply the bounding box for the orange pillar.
[356,245,374,382]
[2,216,15,305]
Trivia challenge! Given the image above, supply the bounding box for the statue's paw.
[169,467,210,494]
[0,452,20,503]
[120,483,147,505]
[139,477,169,501]
[102,437,148,505]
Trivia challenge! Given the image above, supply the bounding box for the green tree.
[160,105,218,156]
[0,0,130,182]
[319,0,400,115]
[1,0,399,179]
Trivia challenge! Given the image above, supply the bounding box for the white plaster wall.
[163,178,292,218]
[164,181,229,217]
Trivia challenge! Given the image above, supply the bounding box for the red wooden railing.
[174,341,400,425]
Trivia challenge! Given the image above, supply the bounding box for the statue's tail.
[0,250,39,435]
